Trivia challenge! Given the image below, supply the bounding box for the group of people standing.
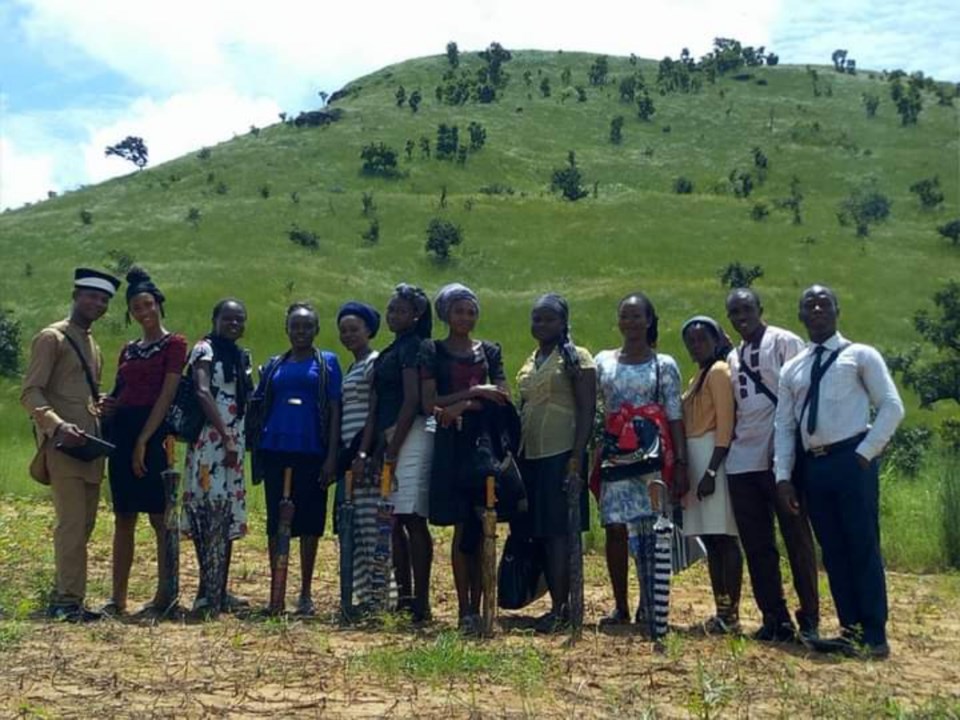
[21,267,904,659]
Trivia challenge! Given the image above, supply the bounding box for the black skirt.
[261,450,329,537]
[428,423,475,527]
[108,405,168,515]
[519,451,590,539]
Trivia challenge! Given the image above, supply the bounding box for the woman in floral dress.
[182,298,253,614]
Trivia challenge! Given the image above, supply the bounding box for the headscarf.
[434,282,479,323]
[533,293,580,377]
[337,301,381,339]
[206,298,250,417]
[681,314,734,393]
[125,266,165,311]
[393,283,432,339]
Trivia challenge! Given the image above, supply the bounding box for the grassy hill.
[1,49,958,494]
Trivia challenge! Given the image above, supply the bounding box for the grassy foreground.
[1,495,959,718]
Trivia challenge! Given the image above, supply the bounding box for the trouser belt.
[805,432,867,458]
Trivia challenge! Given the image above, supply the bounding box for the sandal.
[701,615,742,636]
[99,600,126,618]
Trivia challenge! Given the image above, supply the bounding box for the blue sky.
[2,0,958,210]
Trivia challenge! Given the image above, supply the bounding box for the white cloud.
[0,136,57,210]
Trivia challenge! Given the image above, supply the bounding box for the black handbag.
[598,360,664,482]
[497,531,547,610]
[164,371,205,443]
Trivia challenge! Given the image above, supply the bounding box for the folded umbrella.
[160,436,181,614]
[567,471,584,641]
[371,461,395,613]
[338,470,356,621]
[268,467,294,614]
[481,475,498,638]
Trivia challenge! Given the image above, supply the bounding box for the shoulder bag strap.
[738,345,778,405]
[61,330,100,400]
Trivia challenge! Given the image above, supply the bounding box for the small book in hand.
[56,434,116,462]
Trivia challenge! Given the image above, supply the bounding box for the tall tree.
[105,136,148,170]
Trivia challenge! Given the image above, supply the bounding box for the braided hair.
[393,283,432,339]
[533,293,580,377]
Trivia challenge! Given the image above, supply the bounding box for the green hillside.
[1,49,958,492]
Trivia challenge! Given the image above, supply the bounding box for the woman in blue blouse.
[252,303,342,615]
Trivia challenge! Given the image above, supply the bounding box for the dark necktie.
[805,345,827,435]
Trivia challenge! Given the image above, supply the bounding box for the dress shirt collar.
[816,332,846,352]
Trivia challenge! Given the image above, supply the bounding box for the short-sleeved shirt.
[115,333,188,408]
[594,350,683,421]
[341,351,379,445]
[517,345,596,459]
[420,340,505,395]
[259,352,342,455]
[725,325,805,474]
[373,332,423,432]
[682,362,735,447]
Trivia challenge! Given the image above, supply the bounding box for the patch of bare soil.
[1,500,959,718]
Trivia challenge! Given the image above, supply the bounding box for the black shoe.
[861,642,890,660]
[795,611,820,645]
[752,620,797,643]
[598,608,630,627]
[534,607,570,634]
[807,635,857,656]
[48,604,102,623]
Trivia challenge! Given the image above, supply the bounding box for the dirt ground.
[1,499,959,719]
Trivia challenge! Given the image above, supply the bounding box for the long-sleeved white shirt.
[726,325,806,475]
[774,332,904,482]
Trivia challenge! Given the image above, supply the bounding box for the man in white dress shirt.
[775,285,904,659]
[725,288,819,643]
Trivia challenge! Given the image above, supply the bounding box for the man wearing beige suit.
[21,268,121,622]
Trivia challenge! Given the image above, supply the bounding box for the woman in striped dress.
[336,302,394,610]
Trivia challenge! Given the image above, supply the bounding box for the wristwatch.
[705,468,717,479]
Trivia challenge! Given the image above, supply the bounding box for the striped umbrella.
[159,437,181,615]
[338,471,356,622]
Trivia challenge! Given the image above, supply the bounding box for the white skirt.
[683,432,738,537]
[386,416,434,517]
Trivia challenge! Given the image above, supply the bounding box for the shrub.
[436,124,459,160]
[550,151,588,201]
[539,78,551,97]
[360,143,399,176]
[288,225,319,249]
[885,426,934,477]
[395,85,406,107]
[362,219,380,244]
[259,184,270,199]
[938,219,960,245]
[718,262,764,288]
[361,192,376,217]
[837,183,892,237]
[636,92,655,121]
[467,122,486,151]
[79,209,93,225]
[751,203,769,221]
[408,90,422,113]
[0,308,22,377]
[941,419,960,452]
[478,184,514,196]
[909,177,944,209]
[588,56,609,86]
[215,181,228,195]
[186,207,202,226]
[673,177,693,194]
[197,147,212,161]
[609,116,624,145]
[862,93,880,118]
[425,218,463,261]
[105,249,136,275]
[575,86,587,103]
[728,170,754,198]
[446,41,459,68]
[105,136,149,169]
[941,453,960,568]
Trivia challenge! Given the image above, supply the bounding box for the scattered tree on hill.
[742,46,766,67]
[361,191,376,217]
[888,281,960,407]
[891,80,922,125]
[636,92,656,121]
[408,90,422,113]
[446,41,459,69]
[186,207,202,228]
[456,146,468,165]
[0,308,22,377]
[288,224,319,249]
[751,202,770,221]
[673,177,694,194]
[550,151,589,201]
[425,218,463,261]
[360,143,399,177]
[259,184,270,199]
[700,37,745,80]
[419,136,431,159]
[395,86,407,107]
[105,249,136,276]
[728,170,754,198]
[105,136,149,170]
[937,220,960,246]
[837,182,892,237]
[935,84,955,107]
[609,116,625,145]
[404,139,415,160]
[765,52,779,66]
[862,92,880,118]
[362,219,380,244]
[478,42,512,88]
[467,122,486,151]
[718,262,764,288]
[752,147,769,184]
[79,209,93,225]
[436,124,459,160]
[657,56,699,94]
[909,177,944,209]
[575,86,587,102]
[561,67,572,87]
[831,49,848,72]
[318,90,329,107]
[588,56,609,86]
[619,75,638,103]
[539,77,551,97]
[773,176,804,225]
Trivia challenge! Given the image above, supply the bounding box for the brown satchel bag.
[29,428,51,485]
